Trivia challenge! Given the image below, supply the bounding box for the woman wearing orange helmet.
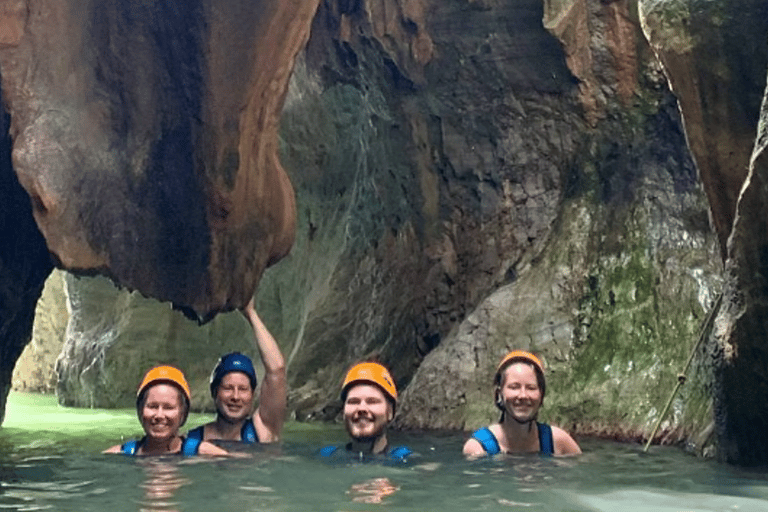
[320,361,411,461]
[104,365,227,456]
[462,350,581,457]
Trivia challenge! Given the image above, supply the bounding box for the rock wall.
[12,270,67,394]
[639,0,768,464]
[55,272,253,411]
[0,0,317,424]
[266,0,720,450]
[391,0,722,441]
[0,98,52,423]
[0,0,309,316]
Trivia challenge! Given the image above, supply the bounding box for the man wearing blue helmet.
[187,298,286,443]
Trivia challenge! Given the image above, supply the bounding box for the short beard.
[346,419,385,444]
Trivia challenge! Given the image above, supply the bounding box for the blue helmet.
[209,352,258,397]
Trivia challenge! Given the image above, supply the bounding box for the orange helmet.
[341,362,397,404]
[137,365,191,404]
[494,350,546,398]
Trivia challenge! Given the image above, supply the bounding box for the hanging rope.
[643,291,723,453]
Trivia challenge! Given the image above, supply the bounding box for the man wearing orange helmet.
[463,350,581,457]
[104,365,227,456]
[320,361,411,461]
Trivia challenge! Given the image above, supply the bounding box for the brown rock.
[0,0,315,316]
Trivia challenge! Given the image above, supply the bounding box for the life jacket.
[471,422,554,455]
[120,436,201,456]
[319,444,412,462]
[186,418,259,443]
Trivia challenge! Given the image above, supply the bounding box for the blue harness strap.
[120,436,199,456]
[537,422,554,455]
[319,445,339,457]
[186,419,258,443]
[187,425,204,441]
[472,423,554,455]
[241,419,258,443]
[472,427,501,455]
[388,445,412,461]
[181,436,201,456]
[121,439,140,455]
[318,444,412,461]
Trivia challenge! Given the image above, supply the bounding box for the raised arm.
[242,298,287,443]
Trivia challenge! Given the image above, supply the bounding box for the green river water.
[2,392,768,511]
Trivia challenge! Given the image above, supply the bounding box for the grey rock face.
[12,270,67,394]
[640,0,768,464]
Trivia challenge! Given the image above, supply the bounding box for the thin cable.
[643,292,723,452]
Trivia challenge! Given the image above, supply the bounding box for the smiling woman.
[103,365,227,456]
[463,351,581,458]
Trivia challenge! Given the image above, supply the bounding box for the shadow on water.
[3,393,768,511]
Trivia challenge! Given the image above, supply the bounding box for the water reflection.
[4,406,768,512]
[347,477,400,504]
[138,460,189,512]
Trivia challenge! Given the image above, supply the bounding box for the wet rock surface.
[54,272,252,411]
[11,270,67,395]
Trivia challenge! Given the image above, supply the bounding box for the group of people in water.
[105,299,581,459]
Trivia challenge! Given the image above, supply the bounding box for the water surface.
[2,392,768,511]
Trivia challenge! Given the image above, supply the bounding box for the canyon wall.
[639,0,768,465]
[6,0,768,464]
[22,0,719,449]
[0,100,52,424]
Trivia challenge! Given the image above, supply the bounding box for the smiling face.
[497,362,543,424]
[215,371,254,423]
[343,383,393,442]
[140,384,186,442]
